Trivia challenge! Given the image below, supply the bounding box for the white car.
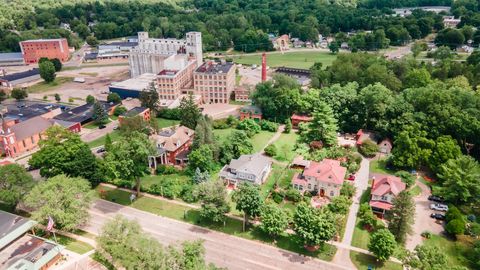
[430,203,448,212]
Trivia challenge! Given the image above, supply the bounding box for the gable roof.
[302,159,346,185]
[371,174,406,197]
[0,69,39,82]
[0,211,37,249]
[223,154,271,178]
[152,126,194,152]
[8,116,55,141]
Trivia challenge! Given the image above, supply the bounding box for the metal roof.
[0,69,39,82]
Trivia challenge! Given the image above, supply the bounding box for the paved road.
[80,120,118,144]
[332,157,370,268]
[83,199,352,270]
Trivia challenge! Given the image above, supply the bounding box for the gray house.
[219,154,272,188]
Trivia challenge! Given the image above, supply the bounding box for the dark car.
[430,213,446,220]
[428,195,445,203]
[96,147,106,153]
[99,124,107,129]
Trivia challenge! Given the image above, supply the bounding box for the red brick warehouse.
[20,39,70,64]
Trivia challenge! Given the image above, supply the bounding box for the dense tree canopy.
[0,164,35,208]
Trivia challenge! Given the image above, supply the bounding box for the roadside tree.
[139,82,159,113]
[0,164,35,209]
[194,179,230,223]
[39,60,56,82]
[293,202,336,249]
[368,229,396,261]
[92,101,109,125]
[232,182,263,231]
[259,204,289,238]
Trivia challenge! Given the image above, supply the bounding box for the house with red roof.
[369,174,406,217]
[292,158,347,197]
[356,129,393,154]
[291,113,313,129]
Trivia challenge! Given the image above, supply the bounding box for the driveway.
[406,180,444,250]
[80,120,118,144]
[82,200,351,270]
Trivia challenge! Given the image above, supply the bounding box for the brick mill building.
[20,38,70,64]
[193,61,235,104]
[149,126,194,168]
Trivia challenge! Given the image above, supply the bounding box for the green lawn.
[271,132,299,162]
[261,164,301,199]
[87,130,122,148]
[423,234,473,268]
[96,185,336,261]
[213,128,275,152]
[27,77,73,93]
[83,119,112,129]
[350,251,403,270]
[37,230,94,254]
[370,158,397,175]
[231,51,337,69]
[157,118,180,129]
[351,220,370,250]
[141,173,190,189]
[409,185,422,197]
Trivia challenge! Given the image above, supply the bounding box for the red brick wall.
[20,39,70,64]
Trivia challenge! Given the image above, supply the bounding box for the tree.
[113,105,127,116]
[394,171,415,188]
[232,182,263,231]
[358,203,377,228]
[92,101,109,125]
[24,175,93,231]
[236,119,261,137]
[411,41,427,58]
[403,244,448,270]
[86,35,98,46]
[219,131,253,164]
[428,135,462,174]
[10,88,28,100]
[107,92,122,104]
[0,164,35,208]
[445,218,466,236]
[259,204,289,238]
[300,101,338,146]
[179,93,201,129]
[358,139,379,157]
[264,144,277,157]
[119,115,149,136]
[329,42,339,54]
[139,82,159,113]
[104,133,112,151]
[368,229,397,261]
[391,126,434,169]
[192,115,214,150]
[39,60,56,82]
[86,94,95,104]
[340,182,356,198]
[437,155,480,205]
[284,118,292,133]
[104,131,156,195]
[194,179,230,222]
[50,58,62,72]
[29,126,102,185]
[54,93,61,102]
[192,167,210,184]
[404,68,432,88]
[387,191,415,244]
[188,145,216,173]
[293,202,336,248]
[328,195,352,215]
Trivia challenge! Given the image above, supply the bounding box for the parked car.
[99,124,107,129]
[430,213,446,220]
[113,126,119,130]
[348,174,356,181]
[430,203,448,212]
[428,195,445,203]
[96,147,106,153]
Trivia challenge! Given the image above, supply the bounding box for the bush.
[68,97,74,103]
[86,95,95,104]
[446,206,463,223]
[107,92,122,104]
[340,182,356,198]
[421,231,432,239]
[395,170,415,188]
[11,88,28,100]
[43,95,48,100]
[149,179,182,199]
[271,190,285,204]
[236,118,261,137]
[212,119,229,129]
[226,115,239,127]
[113,106,128,116]
[264,144,277,157]
[358,139,379,157]
[260,120,279,132]
[180,184,198,203]
[285,188,302,202]
[328,195,352,215]
[155,165,180,175]
[157,108,181,120]
[446,219,466,236]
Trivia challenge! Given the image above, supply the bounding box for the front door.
[320,189,325,197]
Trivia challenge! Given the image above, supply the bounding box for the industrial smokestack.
[261,53,267,82]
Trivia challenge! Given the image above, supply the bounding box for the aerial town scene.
[0,0,479,269]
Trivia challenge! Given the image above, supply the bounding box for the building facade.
[239,105,262,121]
[156,57,196,101]
[292,158,346,197]
[118,107,151,125]
[20,39,70,64]
[128,31,203,77]
[193,61,235,104]
[219,154,272,188]
[369,174,406,217]
[149,126,194,168]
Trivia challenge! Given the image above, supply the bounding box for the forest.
[0,0,478,52]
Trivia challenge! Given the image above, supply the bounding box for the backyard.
[270,132,299,162]
[231,51,337,69]
[213,128,275,152]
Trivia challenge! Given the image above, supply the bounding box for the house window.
[299,185,303,191]
[22,140,26,148]
[308,184,311,189]
[31,136,35,144]
[294,184,298,189]
[381,195,388,201]
[330,191,334,197]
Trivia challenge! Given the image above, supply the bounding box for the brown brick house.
[148,126,194,168]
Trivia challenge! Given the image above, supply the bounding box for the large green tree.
[139,82,159,113]
[104,131,156,195]
[92,101,109,125]
[387,190,415,244]
[192,115,214,150]
[39,60,56,82]
[24,175,93,231]
[293,202,336,248]
[187,145,216,173]
[428,135,462,174]
[29,126,102,185]
[368,229,396,261]
[0,164,35,208]
[300,101,338,146]
[194,179,230,223]
[391,126,434,169]
[179,93,201,129]
[403,245,448,270]
[232,182,263,231]
[219,131,253,164]
[437,155,480,205]
[259,204,289,238]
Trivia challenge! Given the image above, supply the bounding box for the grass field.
[271,132,299,162]
[231,51,337,69]
[96,185,337,261]
[141,173,190,189]
[351,220,370,250]
[423,234,473,268]
[27,77,73,93]
[87,130,122,148]
[370,158,397,175]
[350,251,403,270]
[157,118,180,129]
[213,128,275,152]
